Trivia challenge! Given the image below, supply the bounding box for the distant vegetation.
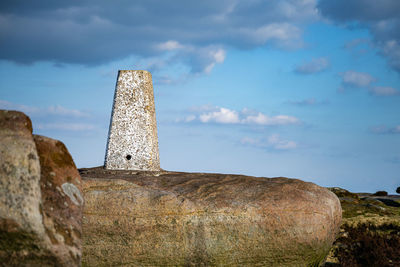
[372,191,388,196]
[334,222,400,266]
[326,187,400,266]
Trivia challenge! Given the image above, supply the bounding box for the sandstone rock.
[81,168,342,266]
[0,110,83,266]
[0,110,46,263]
[34,135,83,266]
[328,187,360,200]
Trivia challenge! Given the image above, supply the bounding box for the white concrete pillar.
[105,70,160,170]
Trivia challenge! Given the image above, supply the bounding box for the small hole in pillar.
[126,155,132,160]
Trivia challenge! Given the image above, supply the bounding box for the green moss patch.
[0,230,40,252]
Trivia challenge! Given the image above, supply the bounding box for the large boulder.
[0,110,83,266]
[81,168,342,266]
[34,135,83,266]
[0,110,46,263]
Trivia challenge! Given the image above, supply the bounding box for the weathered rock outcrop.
[81,168,342,266]
[0,109,342,266]
[0,110,47,264]
[0,110,83,266]
[34,135,83,266]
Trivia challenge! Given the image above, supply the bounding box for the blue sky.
[1,0,399,193]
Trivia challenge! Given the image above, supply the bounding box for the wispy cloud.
[368,86,400,96]
[153,42,227,74]
[384,156,400,164]
[343,38,370,50]
[318,0,400,73]
[0,0,318,75]
[294,57,330,74]
[287,98,329,106]
[179,106,300,126]
[241,113,299,126]
[343,38,371,57]
[338,71,399,96]
[340,70,376,88]
[47,105,89,117]
[370,125,400,134]
[0,100,90,118]
[241,134,297,150]
[36,123,95,131]
[0,100,95,132]
[156,40,185,51]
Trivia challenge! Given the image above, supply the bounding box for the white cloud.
[338,71,399,97]
[251,23,302,47]
[268,134,298,150]
[241,134,298,150]
[204,48,226,73]
[199,107,240,124]
[184,115,196,122]
[157,40,184,51]
[182,106,300,126]
[295,57,330,74]
[341,70,376,88]
[369,86,399,96]
[213,49,226,63]
[151,45,227,74]
[242,113,299,125]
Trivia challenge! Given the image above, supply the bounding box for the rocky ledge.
[80,167,342,266]
[0,110,83,266]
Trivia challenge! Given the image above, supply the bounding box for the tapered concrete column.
[105,70,160,170]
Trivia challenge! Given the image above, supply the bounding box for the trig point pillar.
[105,70,160,170]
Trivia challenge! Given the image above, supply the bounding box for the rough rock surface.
[0,110,46,263]
[0,110,83,266]
[34,135,83,266]
[81,167,342,266]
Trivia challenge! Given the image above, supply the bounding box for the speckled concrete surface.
[105,70,160,171]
